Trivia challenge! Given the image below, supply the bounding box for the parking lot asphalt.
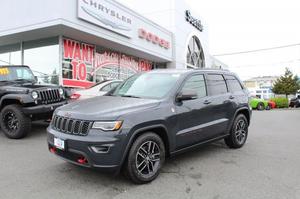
[0,109,300,199]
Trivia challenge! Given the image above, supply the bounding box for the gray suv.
[47,69,251,184]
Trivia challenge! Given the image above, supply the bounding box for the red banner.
[62,38,153,88]
[62,39,95,88]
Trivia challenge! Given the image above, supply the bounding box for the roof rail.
[194,68,230,71]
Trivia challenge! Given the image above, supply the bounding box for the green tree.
[50,69,59,85]
[43,75,49,84]
[272,68,300,98]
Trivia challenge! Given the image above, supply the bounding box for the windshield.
[112,72,181,99]
[0,66,35,82]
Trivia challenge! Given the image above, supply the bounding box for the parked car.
[0,65,67,139]
[250,97,270,110]
[47,69,251,184]
[289,95,300,108]
[70,80,122,101]
[268,100,276,109]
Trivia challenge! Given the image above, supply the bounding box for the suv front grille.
[52,115,92,136]
[39,89,61,104]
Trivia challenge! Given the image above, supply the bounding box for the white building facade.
[0,0,221,88]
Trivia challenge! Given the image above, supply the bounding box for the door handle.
[229,95,235,100]
[204,100,211,104]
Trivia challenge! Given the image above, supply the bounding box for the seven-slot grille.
[52,115,92,136]
[39,89,61,104]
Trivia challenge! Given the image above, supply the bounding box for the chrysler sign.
[78,0,133,38]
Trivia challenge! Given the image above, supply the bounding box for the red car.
[268,100,276,109]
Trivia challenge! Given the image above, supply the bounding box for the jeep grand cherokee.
[47,69,251,184]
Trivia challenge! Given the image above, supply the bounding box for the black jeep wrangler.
[0,65,67,139]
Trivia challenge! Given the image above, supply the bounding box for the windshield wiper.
[120,94,141,98]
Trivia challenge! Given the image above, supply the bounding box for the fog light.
[90,145,111,153]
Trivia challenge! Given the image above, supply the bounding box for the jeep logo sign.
[78,0,134,38]
[185,10,203,32]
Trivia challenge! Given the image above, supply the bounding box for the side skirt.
[170,134,230,157]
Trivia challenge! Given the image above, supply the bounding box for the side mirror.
[176,89,197,102]
[34,76,38,82]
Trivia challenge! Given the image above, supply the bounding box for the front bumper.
[47,126,128,173]
[22,101,67,115]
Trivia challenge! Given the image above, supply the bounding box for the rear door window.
[206,74,228,96]
[100,84,111,91]
[110,82,121,89]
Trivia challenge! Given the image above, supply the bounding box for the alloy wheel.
[135,141,161,177]
[3,111,19,132]
[235,119,247,144]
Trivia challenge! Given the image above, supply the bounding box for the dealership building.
[0,0,225,88]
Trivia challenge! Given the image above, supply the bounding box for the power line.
[229,59,300,68]
[213,43,300,56]
[0,59,10,64]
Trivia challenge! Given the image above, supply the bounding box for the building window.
[94,46,153,83]
[186,36,205,69]
[0,43,21,65]
[23,37,59,85]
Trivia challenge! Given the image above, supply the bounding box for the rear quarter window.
[225,75,243,92]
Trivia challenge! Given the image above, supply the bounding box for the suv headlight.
[92,121,123,131]
[31,91,38,99]
[59,88,64,97]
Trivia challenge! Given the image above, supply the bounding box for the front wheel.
[124,132,165,184]
[256,102,265,110]
[225,114,248,149]
[0,105,31,139]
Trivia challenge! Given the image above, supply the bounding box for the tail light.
[70,93,81,100]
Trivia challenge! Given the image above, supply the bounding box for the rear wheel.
[0,105,31,139]
[124,132,165,184]
[225,114,248,149]
[256,102,265,110]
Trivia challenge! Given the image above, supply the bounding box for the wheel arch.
[0,97,22,110]
[0,94,34,110]
[119,124,170,172]
[234,108,251,125]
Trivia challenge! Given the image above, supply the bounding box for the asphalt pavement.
[0,109,299,199]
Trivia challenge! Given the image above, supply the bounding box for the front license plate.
[54,137,65,150]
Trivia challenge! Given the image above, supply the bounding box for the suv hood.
[56,96,161,120]
[2,83,60,92]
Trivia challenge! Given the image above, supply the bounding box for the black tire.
[124,132,165,184]
[0,104,31,139]
[265,104,271,110]
[224,114,248,149]
[256,102,265,110]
